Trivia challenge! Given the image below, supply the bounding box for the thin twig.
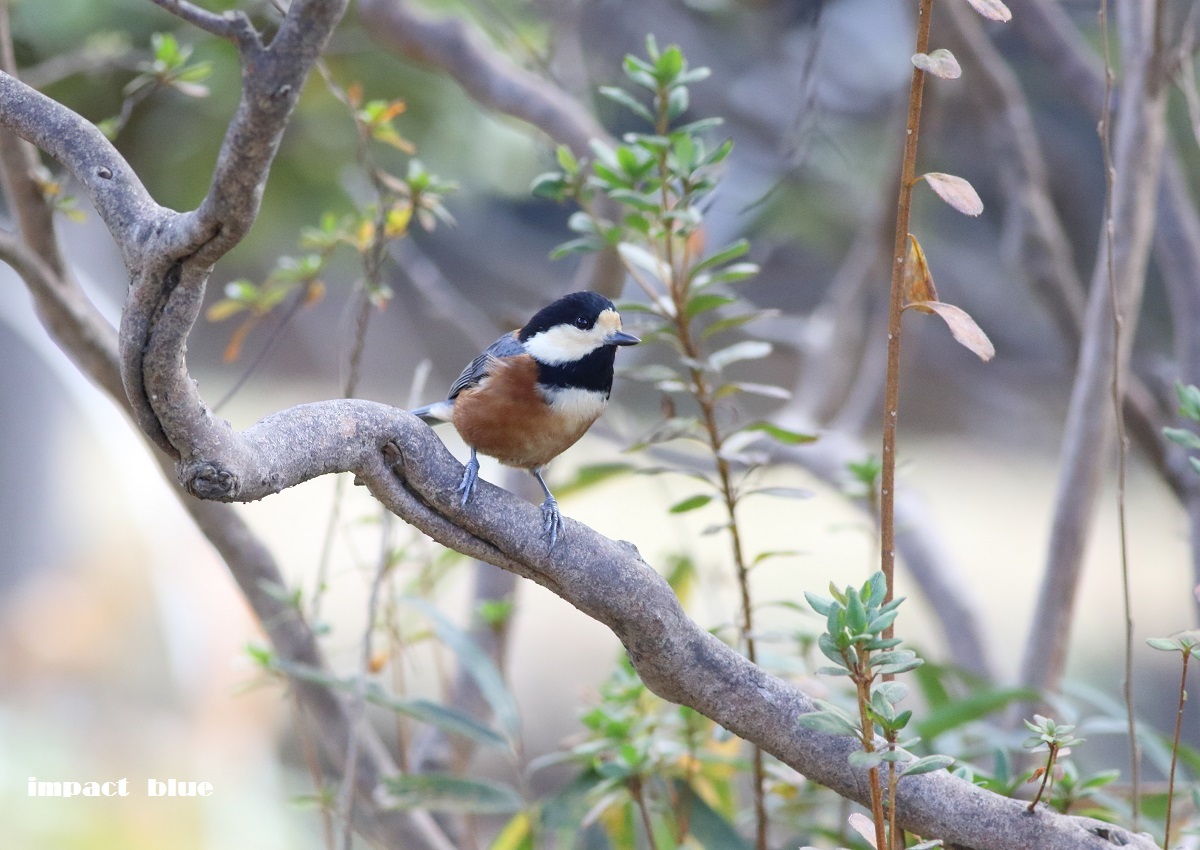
[146,0,257,44]
[1097,0,1140,828]
[1163,650,1190,850]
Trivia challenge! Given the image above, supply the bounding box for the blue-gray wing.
[447,331,524,399]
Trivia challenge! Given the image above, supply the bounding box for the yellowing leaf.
[964,0,1012,22]
[303,280,326,307]
[223,318,258,363]
[912,48,962,79]
[355,218,375,251]
[902,233,938,308]
[205,298,248,322]
[923,172,984,216]
[384,204,413,238]
[908,300,995,361]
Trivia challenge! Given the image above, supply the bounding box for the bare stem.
[1096,0,1140,830]
[853,649,888,850]
[1163,651,1190,850]
[881,0,934,630]
[1027,744,1058,812]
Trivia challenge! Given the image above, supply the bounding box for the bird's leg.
[531,467,561,548]
[457,448,480,506]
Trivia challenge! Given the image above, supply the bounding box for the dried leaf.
[223,318,258,363]
[848,812,879,849]
[923,172,984,216]
[902,234,938,308]
[912,49,962,79]
[964,0,1012,22]
[909,300,995,361]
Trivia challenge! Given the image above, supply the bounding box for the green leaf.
[555,144,579,174]
[1163,427,1200,451]
[863,571,888,609]
[690,240,750,277]
[666,85,689,120]
[804,591,834,616]
[554,462,635,498]
[549,237,602,259]
[672,781,753,850]
[743,486,813,500]
[739,421,818,445]
[374,696,509,750]
[406,599,521,742]
[916,686,1040,742]
[383,774,521,814]
[654,45,685,82]
[901,755,955,777]
[686,293,736,318]
[1146,637,1184,652]
[797,707,859,737]
[695,262,759,288]
[1176,381,1200,421]
[531,172,569,201]
[848,749,885,770]
[701,309,778,339]
[707,340,772,371]
[669,494,714,513]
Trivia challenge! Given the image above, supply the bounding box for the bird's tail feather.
[410,400,454,424]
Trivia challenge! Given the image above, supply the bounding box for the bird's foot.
[457,453,480,506]
[541,495,562,549]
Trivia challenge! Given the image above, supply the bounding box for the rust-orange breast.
[452,355,605,469]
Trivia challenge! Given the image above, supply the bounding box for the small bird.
[410,291,639,547]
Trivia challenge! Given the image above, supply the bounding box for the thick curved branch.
[192,398,1143,850]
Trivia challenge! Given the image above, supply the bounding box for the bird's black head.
[519,291,639,393]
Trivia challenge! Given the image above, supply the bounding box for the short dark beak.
[608,330,640,346]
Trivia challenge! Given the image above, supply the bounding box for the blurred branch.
[356,0,626,297]
[1019,1,1169,696]
[358,0,607,156]
[146,0,256,42]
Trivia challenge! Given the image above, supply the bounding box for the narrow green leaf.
[1176,381,1200,420]
[374,696,508,750]
[848,750,885,770]
[555,145,579,174]
[743,486,813,500]
[669,493,714,513]
[797,708,859,737]
[804,591,833,616]
[901,755,955,777]
[690,239,750,277]
[672,780,753,850]
[707,340,772,371]
[530,172,568,201]
[1163,427,1200,450]
[383,774,521,814]
[1146,637,1183,651]
[686,293,736,318]
[598,85,654,124]
[916,686,1039,742]
[737,421,817,445]
[406,599,521,742]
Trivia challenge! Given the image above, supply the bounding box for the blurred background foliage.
[2,0,1200,848]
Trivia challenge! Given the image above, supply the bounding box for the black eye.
[573,316,592,330]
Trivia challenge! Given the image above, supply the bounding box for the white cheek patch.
[542,386,609,428]
[523,309,623,365]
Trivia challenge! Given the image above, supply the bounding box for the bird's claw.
[457,454,480,506]
[541,496,562,549]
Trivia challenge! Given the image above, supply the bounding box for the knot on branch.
[183,461,240,500]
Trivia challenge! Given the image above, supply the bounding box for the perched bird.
[411,291,639,547]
